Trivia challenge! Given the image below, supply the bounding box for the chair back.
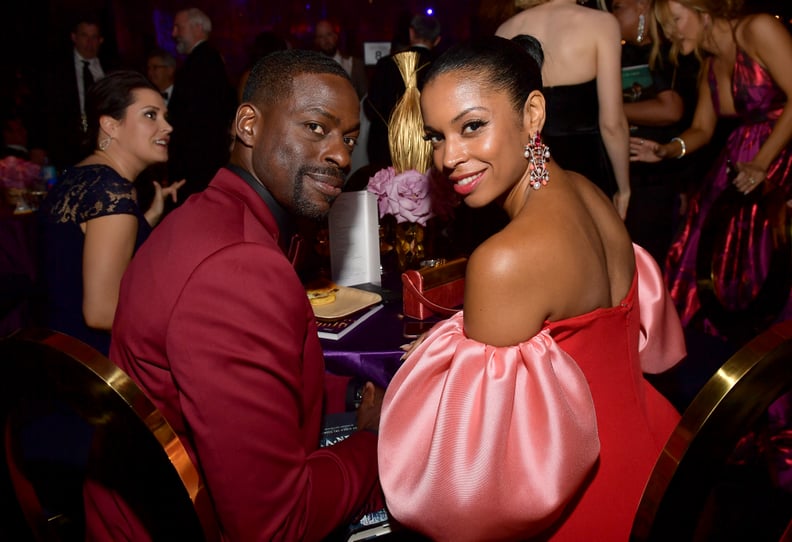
[631,320,792,541]
[0,328,216,541]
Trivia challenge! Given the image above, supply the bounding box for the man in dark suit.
[42,15,107,171]
[167,7,237,199]
[365,14,441,171]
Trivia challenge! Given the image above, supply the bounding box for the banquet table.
[320,283,443,391]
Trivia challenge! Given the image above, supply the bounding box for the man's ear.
[235,104,258,147]
[523,90,546,135]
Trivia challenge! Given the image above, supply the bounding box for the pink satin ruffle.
[378,245,684,541]
[379,315,600,542]
[633,244,687,373]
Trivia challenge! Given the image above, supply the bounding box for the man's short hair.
[72,13,102,33]
[242,49,351,107]
[410,14,441,42]
[148,49,177,68]
[183,7,212,34]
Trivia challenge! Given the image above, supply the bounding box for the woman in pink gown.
[378,36,686,541]
[630,0,792,338]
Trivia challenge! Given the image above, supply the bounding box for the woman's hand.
[629,137,663,163]
[400,332,429,361]
[145,178,186,227]
[613,189,630,220]
[733,161,767,195]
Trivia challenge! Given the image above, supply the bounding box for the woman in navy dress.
[39,71,184,354]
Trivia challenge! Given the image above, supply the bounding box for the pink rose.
[367,166,398,218]
[389,170,432,225]
[367,167,456,227]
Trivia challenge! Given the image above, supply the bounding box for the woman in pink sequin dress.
[630,0,792,337]
[378,36,685,541]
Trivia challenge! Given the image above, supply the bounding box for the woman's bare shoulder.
[739,13,792,56]
[464,226,558,345]
[495,9,535,38]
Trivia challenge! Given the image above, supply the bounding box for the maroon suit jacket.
[91,167,380,540]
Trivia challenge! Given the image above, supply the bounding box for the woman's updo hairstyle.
[423,35,544,118]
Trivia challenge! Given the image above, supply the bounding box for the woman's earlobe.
[524,90,546,134]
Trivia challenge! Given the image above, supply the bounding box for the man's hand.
[356,381,385,433]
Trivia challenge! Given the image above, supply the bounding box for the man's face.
[71,23,103,59]
[147,57,175,91]
[172,12,197,54]
[314,21,338,57]
[250,73,360,220]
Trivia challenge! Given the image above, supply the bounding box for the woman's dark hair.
[424,35,544,115]
[83,70,159,156]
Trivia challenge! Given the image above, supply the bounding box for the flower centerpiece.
[366,52,456,271]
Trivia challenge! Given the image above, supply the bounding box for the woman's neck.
[703,17,737,57]
[81,150,142,182]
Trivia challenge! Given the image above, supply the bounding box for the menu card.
[328,190,381,286]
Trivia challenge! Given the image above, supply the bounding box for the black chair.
[632,320,792,541]
[0,328,217,541]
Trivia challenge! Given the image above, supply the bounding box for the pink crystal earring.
[523,131,551,190]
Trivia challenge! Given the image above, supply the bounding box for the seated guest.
[86,50,384,541]
[38,71,183,355]
[378,36,685,541]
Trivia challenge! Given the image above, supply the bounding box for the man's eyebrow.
[304,107,360,132]
[305,107,339,123]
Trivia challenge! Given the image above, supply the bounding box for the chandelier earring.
[98,136,111,151]
[523,131,551,190]
[636,14,646,44]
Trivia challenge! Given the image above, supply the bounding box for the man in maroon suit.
[87,50,383,541]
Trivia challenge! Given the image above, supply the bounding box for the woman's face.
[667,0,704,55]
[612,0,642,43]
[114,88,172,166]
[420,71,530,209]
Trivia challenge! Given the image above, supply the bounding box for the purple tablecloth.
[321,301,408,389]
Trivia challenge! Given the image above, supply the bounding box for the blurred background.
[3,0,790,93]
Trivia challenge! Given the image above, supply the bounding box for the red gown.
[379,245,685,541]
